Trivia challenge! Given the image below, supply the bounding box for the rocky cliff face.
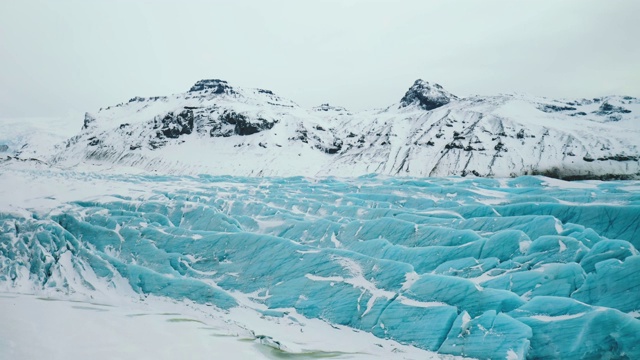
[399,79,458,110]
[25,78,639,179]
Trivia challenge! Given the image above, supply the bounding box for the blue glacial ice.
[1,172,639,359]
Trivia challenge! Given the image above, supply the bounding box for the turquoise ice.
[1,173,639,359]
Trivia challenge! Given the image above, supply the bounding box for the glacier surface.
[1,168,639,359]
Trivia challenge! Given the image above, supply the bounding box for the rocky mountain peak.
[313,103,348,112]
[188,79,234,94]
[82,112,96,129]
[399,79,458,110]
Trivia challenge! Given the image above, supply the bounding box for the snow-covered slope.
[0,115,83,158]
[325,89,640,179]
[15,78,640,179]
[47,79,341,176]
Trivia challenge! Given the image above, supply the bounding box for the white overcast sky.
[1,0,639,117]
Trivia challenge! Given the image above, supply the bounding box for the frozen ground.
[0,292,453,360]
[0,165,639,359]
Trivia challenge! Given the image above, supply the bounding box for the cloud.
[1,0,638,117]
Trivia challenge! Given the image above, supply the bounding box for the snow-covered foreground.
[0,292,267,360]
[0,292,451,360]
[1,165,639,359]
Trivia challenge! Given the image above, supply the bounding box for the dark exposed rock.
[593,102,632,116]
[267,102,294,108]
[538,104,577,113]
[211,111,277,137]
[290,129,309,143]
[159,109,194,139]
[494,142,507,152]
[597,155,639,162]
[148,139,166,149]
[399,80,458,110]
[529,167,640,181]
[327,141,343,154]
[83,113,96,129]
[257,89,275,95]
[189,79,234,94]
[87,137,101,146]
[461,169,481,177]
[315,138,343,154]
[313,103,348,112]
[445,141,465,150]
[583,156,595,162]
[1,156,47,165]
[315,103,332,111]
[516,129,525,139]
[209,122,234,137]
[561,173,640,181]
[570,112,587,116]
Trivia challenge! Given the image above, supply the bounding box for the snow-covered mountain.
[12,78,640,179]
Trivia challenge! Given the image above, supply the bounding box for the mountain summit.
[399,79,458,110]
[188,79,235,94]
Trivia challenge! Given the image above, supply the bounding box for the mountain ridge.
[7,78,640,179]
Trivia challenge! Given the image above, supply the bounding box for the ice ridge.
[1,171,639,359]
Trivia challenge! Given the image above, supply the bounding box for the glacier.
[1,167,639,359]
